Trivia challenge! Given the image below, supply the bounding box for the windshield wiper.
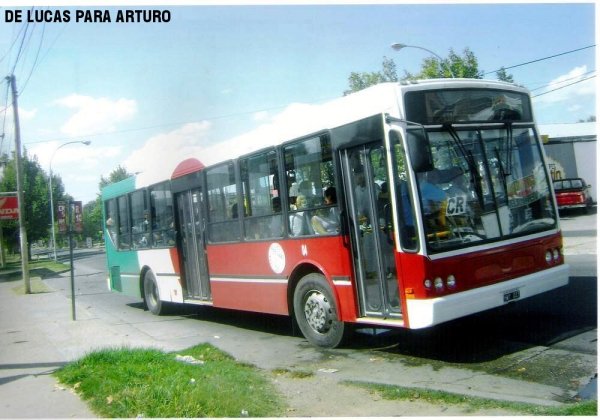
[494,147,510,199]
[442,123,484,208]
[503,122,513,176]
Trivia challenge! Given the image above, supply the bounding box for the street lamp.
[49,140,91,261]
[390,42,456,78]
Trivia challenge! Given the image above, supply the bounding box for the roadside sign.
[73,201,83,233]
[57,201,67,232]
[0,196,19,220]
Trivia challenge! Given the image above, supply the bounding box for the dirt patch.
[271,371,516,417]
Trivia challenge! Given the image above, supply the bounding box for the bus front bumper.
[405,264,570,329]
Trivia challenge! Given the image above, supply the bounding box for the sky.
[0,0,596,205]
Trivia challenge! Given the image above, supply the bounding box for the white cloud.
[122,85,396,186]
[3,107,37,126]
[533,65,596,106]
[55,94,137,137]
[30,140,122,171]
[253,111,270,121]
[123,121,212,185]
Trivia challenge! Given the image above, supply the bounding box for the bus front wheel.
[143,270,164,315]
[293,273,346,348]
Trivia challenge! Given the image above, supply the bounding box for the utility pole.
[7,74,30,293]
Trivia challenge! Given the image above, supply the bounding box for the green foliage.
[0,150,58,253]
[577,115,596,122]
[54,344,284,418]
[99,165,132,189]
[404,48,482,80]
[496,67,514,83]
[345,56,398,95]
[345,47,524,95]
[83,198,103,242]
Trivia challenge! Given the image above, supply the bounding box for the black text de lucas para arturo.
[5,9,171,23]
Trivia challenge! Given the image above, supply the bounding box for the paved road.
[36,211,596,408]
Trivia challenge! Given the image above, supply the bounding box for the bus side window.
[283,134,337,237]
[117,195,131,250]
[240,149,283,240]
[392,132,418,251]
[130,189,150,249]
[206,162,240,243]
[149,182,175,247]
[104,199,118,245]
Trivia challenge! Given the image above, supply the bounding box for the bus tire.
[143,270,164,315]
[293,273,346,348]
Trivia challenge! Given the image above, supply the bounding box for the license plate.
[503,289,520,302]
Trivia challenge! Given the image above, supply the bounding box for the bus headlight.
[553,248,560,262]
[545,250,553,264]
[424,279,432,289]
[434,277,444,291]
[446,275,456,289]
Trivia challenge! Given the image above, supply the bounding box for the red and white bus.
[102,79,569,348]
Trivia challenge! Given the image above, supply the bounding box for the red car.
[553,178,594,213]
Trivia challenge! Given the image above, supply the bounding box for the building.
[539,122,597,202]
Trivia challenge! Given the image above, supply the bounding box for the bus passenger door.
[176,189,211,301]
[341,143,401,318]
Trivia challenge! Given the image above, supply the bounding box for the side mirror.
[407,127,434,173]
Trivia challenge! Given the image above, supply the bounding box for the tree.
[577,115,596,122]
[0,150,62,256]
[345,57,398,95]
[403,48,482,80]
[100,164,132,189]
[346,47,489,94]
[496,67,514,83]
[83,199,103,243]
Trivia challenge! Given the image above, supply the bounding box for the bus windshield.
[409,124,557,253]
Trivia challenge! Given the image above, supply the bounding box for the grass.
[0,258,69,282]
[54,344,284,418]
[349,381,598,416]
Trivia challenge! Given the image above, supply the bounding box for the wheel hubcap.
[304,291,333,334]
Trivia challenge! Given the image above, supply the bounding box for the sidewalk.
[0,279,95,418]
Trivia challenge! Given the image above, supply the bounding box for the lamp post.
[49,140,91,261]
[390,42,456,78]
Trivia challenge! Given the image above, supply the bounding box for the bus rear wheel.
[143,270,164,315]
[293,273,346,348]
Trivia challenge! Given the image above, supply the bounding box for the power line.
[531,75,596,98]
[20,20,47,94]
[0,79,10,155]
[0,21,27,67]
[529,69,596,92]
[10,11,33,75]
[483,44,595,76]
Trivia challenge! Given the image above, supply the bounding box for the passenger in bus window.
[270,197,283,237]
[289,194,307,236]
[311,187,340,234]
[106,217,117,244]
